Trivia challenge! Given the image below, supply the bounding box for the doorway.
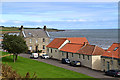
[66,52,68,58]
[35,46,38,53]
[107,62,110,71]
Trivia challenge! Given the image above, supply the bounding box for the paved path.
[0,54,13,58]
[19,54,119,80]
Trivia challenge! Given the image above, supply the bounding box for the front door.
[107,62,110,71]
[35,46,38,52]
[66,52,68,58]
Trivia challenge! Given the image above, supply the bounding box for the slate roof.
[23,29,49,38]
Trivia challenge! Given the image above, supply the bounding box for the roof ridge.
[92,45,96,55]
[76,44,87,53]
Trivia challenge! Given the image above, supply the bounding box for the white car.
[41,54,50,59]
[30,53,39,59]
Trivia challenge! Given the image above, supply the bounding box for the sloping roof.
[67,37,89,44]
[23,29,49,38]
[47,37,89,49]
[46,38,67,48]
[60,43,83,53]
[77,45,105,55]
[102,43,120,58]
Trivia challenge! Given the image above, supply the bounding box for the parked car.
[30,53,39,59]
[61,58,70,64]
[70,61,81,67]
[41,54,50,59]
[105,70,120,77]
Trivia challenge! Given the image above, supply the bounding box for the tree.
[2,34,28,62]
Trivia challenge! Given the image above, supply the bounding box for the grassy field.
[1,51,10,56]
[2,55,97,79]
[1,27,20,31]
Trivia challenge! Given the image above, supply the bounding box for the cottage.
[20,25,50,53]
[47,37,105,70]
[46,37,88,59]
[60,44,105,70]
[101,43,120,71]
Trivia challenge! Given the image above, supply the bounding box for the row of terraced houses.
[46,37,120,71]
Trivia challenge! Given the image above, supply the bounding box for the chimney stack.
[43,25,47,31]
[83,42,88,46]
[20,25,24,36]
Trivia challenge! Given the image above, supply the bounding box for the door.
[107,62,110,71]
[66,52,68,59]
[35,46,38,52]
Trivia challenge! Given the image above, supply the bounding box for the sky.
[1,2,118,29]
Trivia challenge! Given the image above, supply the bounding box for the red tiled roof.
[102,43,120,58]
[46,38,66,48]
[67,37,89,44]
[60,43,83,53]
[77,45,105,55]
[47,37,89,49]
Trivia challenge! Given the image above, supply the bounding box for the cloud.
[66,19,87,22]
[0,19,8,23]
[13,20,24,24]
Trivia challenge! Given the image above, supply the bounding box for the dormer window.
[113,47,119,51]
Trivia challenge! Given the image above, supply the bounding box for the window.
[51,49,52,53]
[72,53,73,57]
[55,50,57,52]
[79,54,80,58]
[36,39,38,43]
[88,55,89,60]
[43,45,45,49]
[111,60,113,65]
[83,55,85,59]
[29,46,32,50]
[43,38,45,42]
[103,59,105,66]
[30,39,32,43]
[62,52,64,56]
[113,47,119,51]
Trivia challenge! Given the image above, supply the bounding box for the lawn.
[2,55,97,79]
[1,51,10,56]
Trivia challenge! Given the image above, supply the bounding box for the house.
[101,43,120,71]
[60,44,105,70]
[47,37,105,70]
[20,25,50,53]
[46,37,88,59]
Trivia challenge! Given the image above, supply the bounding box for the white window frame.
[30,39,32,43]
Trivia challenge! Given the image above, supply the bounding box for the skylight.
[113,47,119,51]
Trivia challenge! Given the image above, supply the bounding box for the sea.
[48,29,119,49]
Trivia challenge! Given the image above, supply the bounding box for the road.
[19,54,119,80]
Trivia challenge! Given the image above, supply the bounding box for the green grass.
[2,55,97,79]
[1,51,10,56]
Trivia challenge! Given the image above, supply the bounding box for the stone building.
[20,25,50,53]
[47,37,105,70]
[101,43,120,71]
